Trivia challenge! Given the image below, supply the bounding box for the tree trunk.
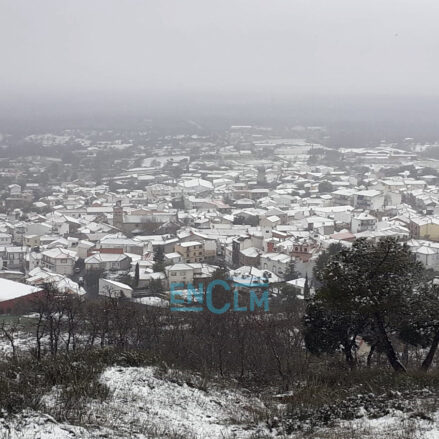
[402,344,409,367]
[344,337,357,368]
[367,343,376,368]
[344,346,356,368]
[421,330,439,371]
[374,313,406,373]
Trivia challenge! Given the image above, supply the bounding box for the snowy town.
[4,0,439,437]
[1,126,439,311]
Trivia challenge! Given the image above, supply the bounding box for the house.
[164,252,183,264]
[286,277,313,298]
[10,223,26,245]
[230,266,280,290]
[99,234,144,255]
[330,231,356,242]
[180,231,218,261]
[23,234,40,248]
[351,212,377,234]
[260,215,281,238]
[99,278,133,299]
[239,247,262,267]
[260,253,291,279]
[8,184,21,196]
[289,239,318,263]
[114,205,178,235]
[26,222,53,236]
[178,178,213,195]
[137,271,167,289]
[331,189,356,206]
[41,248,77,276]
[305,216,335,235]
[409,217,439,241]
[26,267,86,295]
[413,245,438,268]
[76,240,95,259]
[0,278,42,313]
[175,241,205,263]
[2,247,28,270]
[136,235,179,254]
[354,190,384,211]
[165,263,195,286]
[0,233,12,246]
[233,198,255,209]
[84,253,132,271]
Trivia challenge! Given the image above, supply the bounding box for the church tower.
[257,165,267,186]
[113,200,124,230]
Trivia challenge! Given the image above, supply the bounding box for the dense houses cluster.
[1,125,439,308]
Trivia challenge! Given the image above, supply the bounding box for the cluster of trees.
[2,281,305,386]
[305,238,439,373]
[3,236,439,387]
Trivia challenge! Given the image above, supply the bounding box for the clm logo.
[170,280,269,314]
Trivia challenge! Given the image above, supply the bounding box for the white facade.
[41,248,76,276]
[99,278,133,298]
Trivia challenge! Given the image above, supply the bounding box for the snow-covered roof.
[101,278,133,291]
[0,278,40,302]
[41,248,77,260]
[85,253,130,263]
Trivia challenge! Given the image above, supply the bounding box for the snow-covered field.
[0,366,269,439]
[88,366,268,438]
[2,365,439,438]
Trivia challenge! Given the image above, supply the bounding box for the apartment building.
[175,241,205,263]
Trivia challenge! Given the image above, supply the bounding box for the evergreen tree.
[303,273,310,299]
[304,294,367,367]
[398,283,439,371]
[313,242,343,284]
[305,238,426,373]
[153,246,164,263]
[149,278,164,296]
[153,246,165,272]
[285,257,299,281]
[134,262,140,288]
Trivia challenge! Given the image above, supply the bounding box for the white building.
[41,248,76,276]
[354,190,385,211]
[99,278,133,298]
[259,253,291,279]
[165,263,195,286]
[0,233,12,246]
[84,253,132,271]
[351,212,377,234]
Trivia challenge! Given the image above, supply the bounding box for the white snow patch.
[92,366,267,438]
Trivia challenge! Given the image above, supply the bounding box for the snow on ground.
[0,366,269,439]
[91,366,268,438]
[0,332,34,356]
[0,412,94,439]
[3,364,439,438]
[312,408,439,439]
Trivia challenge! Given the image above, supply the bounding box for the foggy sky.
[1,0,439,98]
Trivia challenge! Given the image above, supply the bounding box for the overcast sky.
[1,0,438,98]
